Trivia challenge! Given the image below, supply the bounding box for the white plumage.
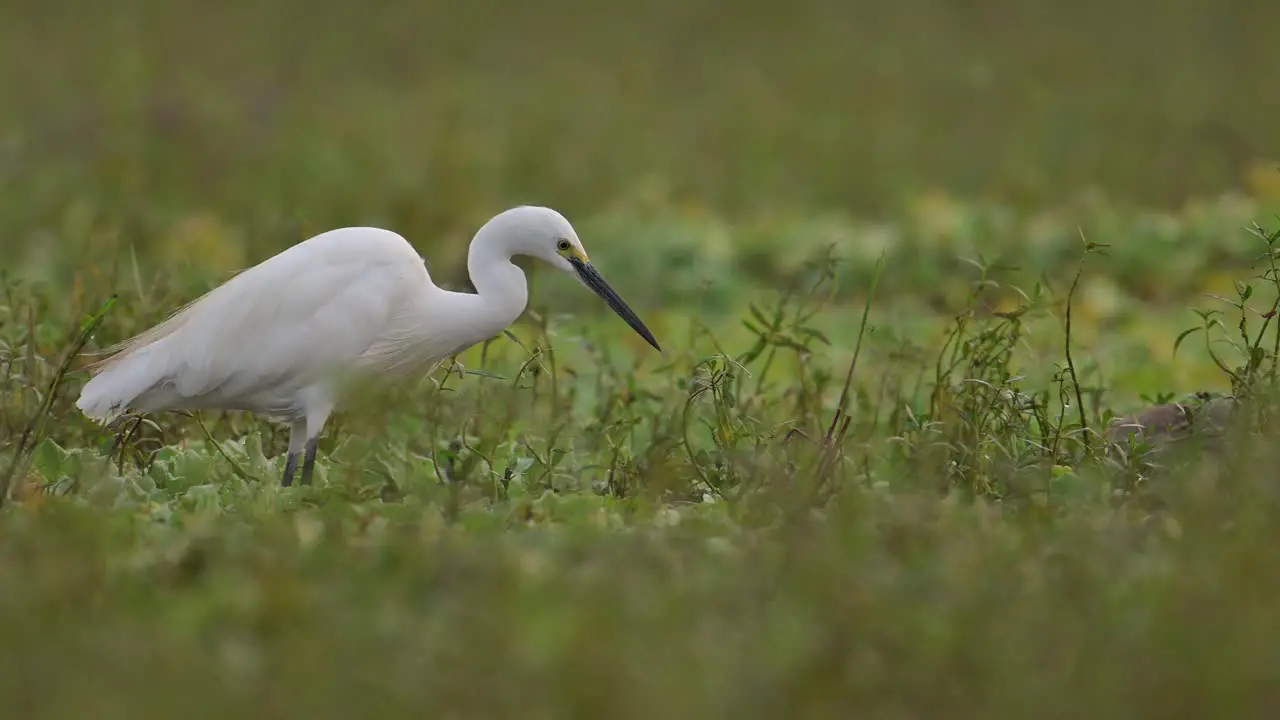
[77,205,661,486]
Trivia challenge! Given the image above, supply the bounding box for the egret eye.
[556,239,571,252]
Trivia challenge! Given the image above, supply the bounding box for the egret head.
[488,206,662,352]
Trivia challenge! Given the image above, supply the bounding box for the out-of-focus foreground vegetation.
[3,1,1280,717]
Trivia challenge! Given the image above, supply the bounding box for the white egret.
[75,205,661,487]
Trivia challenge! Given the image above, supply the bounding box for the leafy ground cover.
[5,194,1280,717]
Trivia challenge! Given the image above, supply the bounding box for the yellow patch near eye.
[559,243,589,264]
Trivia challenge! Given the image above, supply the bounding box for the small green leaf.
[1172,326,1202,358]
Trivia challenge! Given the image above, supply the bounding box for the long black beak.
[569,257,662,352]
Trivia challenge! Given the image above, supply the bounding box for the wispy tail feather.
[73,289,212,423]
[75,343,167,424]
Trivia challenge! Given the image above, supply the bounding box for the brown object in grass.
[1104,395,1236,454]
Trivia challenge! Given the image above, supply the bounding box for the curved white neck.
[466,231,529,329]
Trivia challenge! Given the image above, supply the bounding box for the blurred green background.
[2,0,1275,238]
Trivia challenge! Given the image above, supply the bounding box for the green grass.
[7,199,1280,717]
[6,1,1280,716]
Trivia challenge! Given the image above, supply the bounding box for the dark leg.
[281,451,301,487]
[300,437,319,486]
